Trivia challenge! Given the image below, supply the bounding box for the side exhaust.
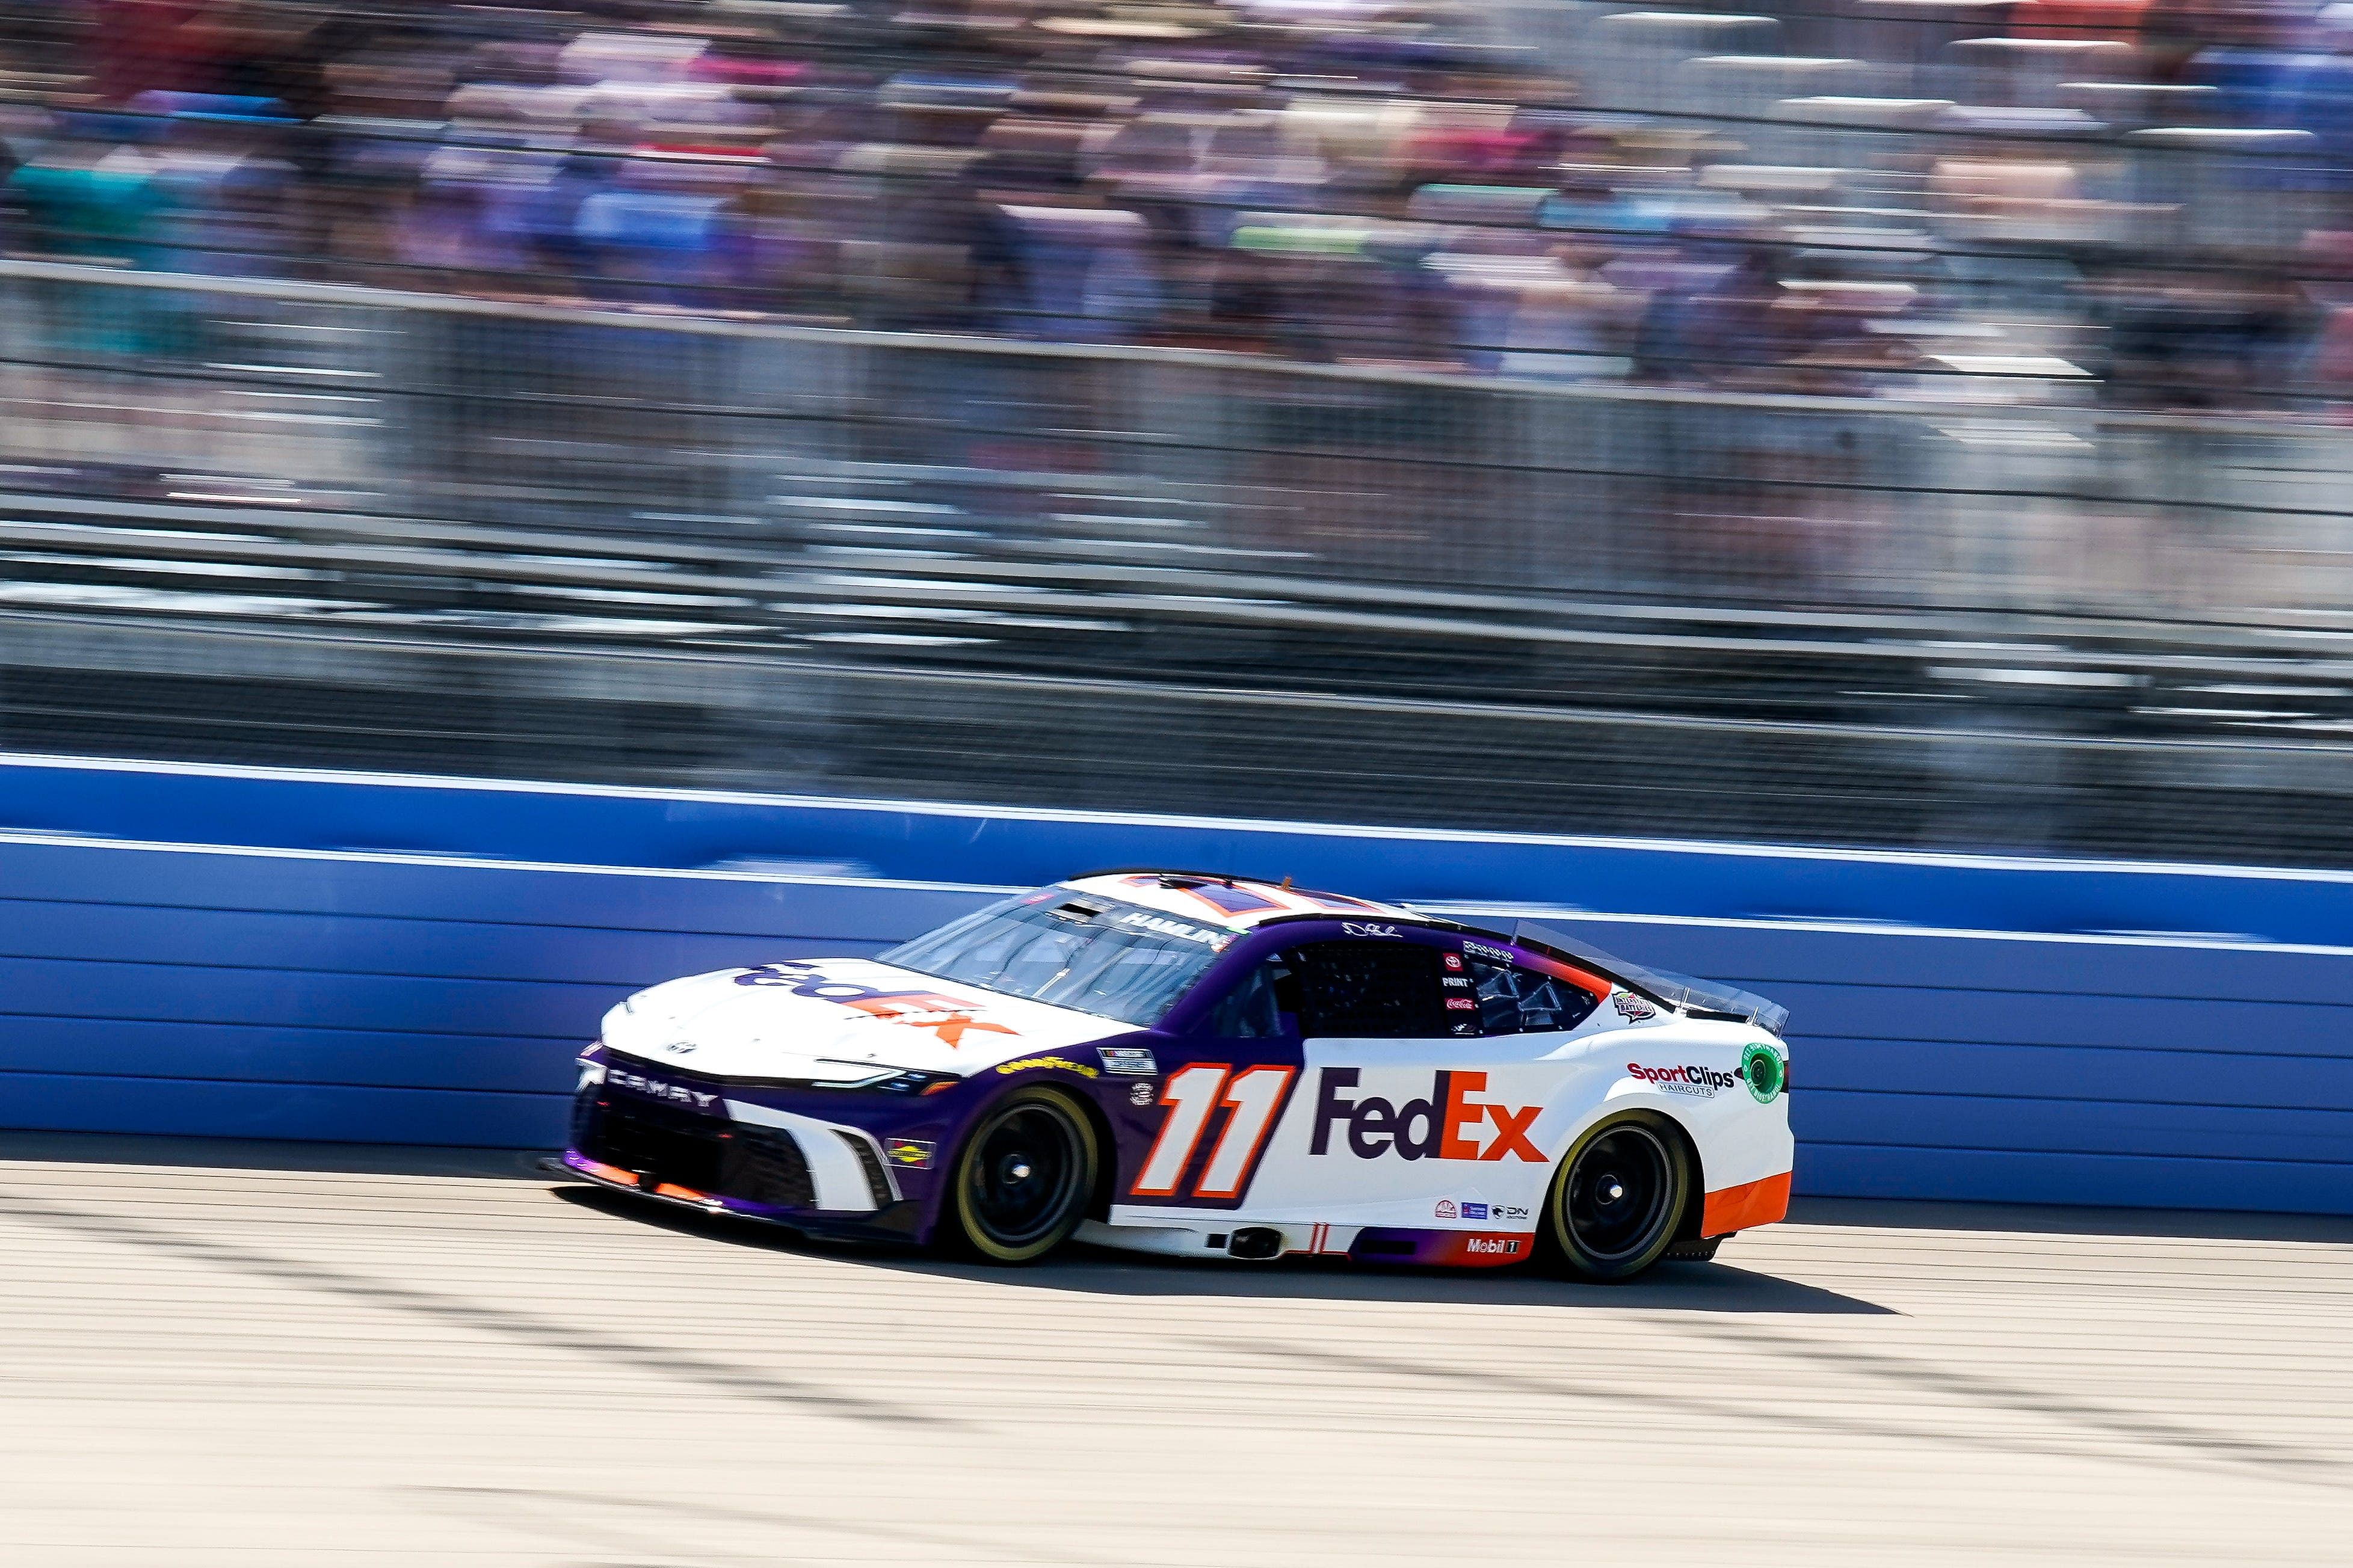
[1227,1226,1284,1261]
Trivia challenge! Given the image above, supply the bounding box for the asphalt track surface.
[4,1137,2350,1567]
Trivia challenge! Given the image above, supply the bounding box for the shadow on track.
[552,1183,1895,1315]
[4,1184,960,1430]
[549,1186,2353,1492]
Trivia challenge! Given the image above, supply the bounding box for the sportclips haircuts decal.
[1309,1070,1544,1163]
[1627,1062,1738,1099]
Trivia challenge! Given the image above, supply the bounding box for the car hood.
[597,958,1134,1081]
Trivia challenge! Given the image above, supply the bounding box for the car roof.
[1060,870,1420,931]
[1058,872,1791,1034]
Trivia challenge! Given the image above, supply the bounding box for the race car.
[566,871,1793,1279]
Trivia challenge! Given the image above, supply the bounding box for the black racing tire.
[942,1086,1099,1264]
[1541,1111,1691,1282]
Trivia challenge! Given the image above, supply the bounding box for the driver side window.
[1203,953,1295,1039]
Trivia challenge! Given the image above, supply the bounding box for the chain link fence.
[1,259,2351,864]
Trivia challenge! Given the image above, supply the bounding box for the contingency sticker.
[1741,1043,1786,1102]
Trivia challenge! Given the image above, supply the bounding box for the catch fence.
[2,259,2351,862]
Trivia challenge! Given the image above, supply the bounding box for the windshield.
[880,889,1232,1026]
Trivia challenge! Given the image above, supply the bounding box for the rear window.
[880,890,1230,1026]
[1468,957,1602,1035]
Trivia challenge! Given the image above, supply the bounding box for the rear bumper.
[1699,1170,1792,1237]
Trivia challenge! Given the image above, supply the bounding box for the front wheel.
[1542,1113,1691,1281]
[942,1086,1099,1264]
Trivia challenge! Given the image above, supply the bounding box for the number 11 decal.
[1130,1063,1297,1201]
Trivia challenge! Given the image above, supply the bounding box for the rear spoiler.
[1505,919,1791,1036]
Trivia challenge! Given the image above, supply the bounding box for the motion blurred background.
[2,0,2352,863]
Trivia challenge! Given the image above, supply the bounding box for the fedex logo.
[730,964,1013,1047]
[1308,1069,1544,1162]
[842,992,1016,1048]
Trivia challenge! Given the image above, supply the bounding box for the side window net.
[1294,941,1447,1039]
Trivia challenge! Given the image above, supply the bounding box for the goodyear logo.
[993,1054,1100,1079]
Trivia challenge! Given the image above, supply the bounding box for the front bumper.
[567,1075,924,1240]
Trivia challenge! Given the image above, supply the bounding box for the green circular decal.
[1741,1043,1785,1103]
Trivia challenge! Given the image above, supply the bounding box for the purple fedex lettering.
[1309,1067,1360,1155]
[1310,1068,1445,1161]
[733,963,820,986]
[1310,1068,1545,1163]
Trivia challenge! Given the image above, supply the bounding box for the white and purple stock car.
[567,872,1793,1279]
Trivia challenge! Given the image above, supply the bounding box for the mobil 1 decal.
[1128,1062,1300,1205]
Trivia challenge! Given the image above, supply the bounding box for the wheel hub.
[1562,1127,1675,1265]
[963,1101,1088,1253]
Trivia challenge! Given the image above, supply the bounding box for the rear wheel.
[1543,1113,1690,1281]
[943,1087,1098,1264]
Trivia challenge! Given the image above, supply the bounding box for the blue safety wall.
[7,754,2353,944]
[2,755,2350,1215]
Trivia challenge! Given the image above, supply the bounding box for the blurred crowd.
[5,0,2353,404]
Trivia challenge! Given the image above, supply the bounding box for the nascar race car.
[566,872,1793,1279]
